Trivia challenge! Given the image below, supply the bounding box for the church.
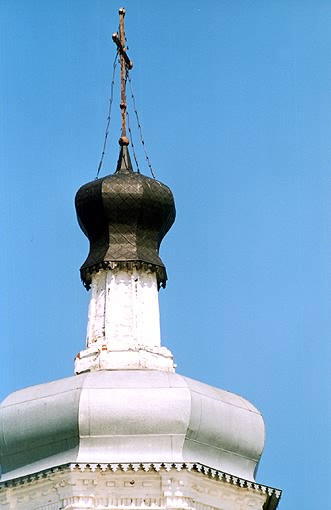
[0,9,281,510]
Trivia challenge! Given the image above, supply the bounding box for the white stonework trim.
[0,463,281,510]
[0,462,281,500]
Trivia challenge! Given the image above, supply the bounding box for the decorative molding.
[81,261,168,291]
[32,505,60,510]
[0,462,281,500]
[0,463,281,510]
[62,495,166,509]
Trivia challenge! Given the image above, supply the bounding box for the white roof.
[0,370,264,482]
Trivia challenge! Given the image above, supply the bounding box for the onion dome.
[0,370,265,482]
[75,146,176,289]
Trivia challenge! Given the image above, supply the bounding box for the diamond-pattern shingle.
[75,146,176,289]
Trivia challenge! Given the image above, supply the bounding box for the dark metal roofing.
[75,146,176,289]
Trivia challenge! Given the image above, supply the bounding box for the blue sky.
[0,1,330,508]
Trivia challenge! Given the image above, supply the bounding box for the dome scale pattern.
[75,147,176,289]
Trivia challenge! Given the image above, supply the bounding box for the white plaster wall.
[86,268,161,351]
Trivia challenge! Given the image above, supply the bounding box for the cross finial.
[112,7,133,147]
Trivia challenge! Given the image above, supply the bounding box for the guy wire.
[96,50,119,179]
[127,73,156,179]
[127,108,140,173]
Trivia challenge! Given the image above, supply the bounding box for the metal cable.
[127,73,156,179]
[127,109,140,173]
[96,50,119,179]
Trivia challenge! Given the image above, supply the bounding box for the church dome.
[0,370,265,482]
[75,146,176,289]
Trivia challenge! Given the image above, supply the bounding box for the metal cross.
[112,8,133,147]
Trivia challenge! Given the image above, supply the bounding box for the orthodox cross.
[112,8,133,147]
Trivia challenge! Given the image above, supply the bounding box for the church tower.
[0,9,281,510]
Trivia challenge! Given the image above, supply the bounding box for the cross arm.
[112,32,133,70]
